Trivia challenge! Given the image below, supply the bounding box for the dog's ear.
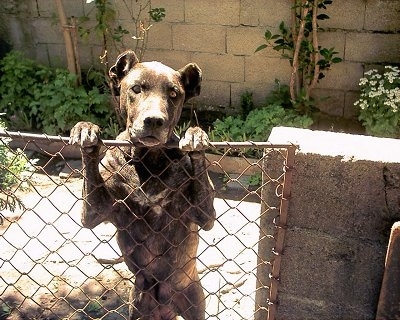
[179,63,202,102]
[109,50,139,95]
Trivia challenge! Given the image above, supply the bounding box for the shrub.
[0,118,36,211]
[210,104,313,143]
[355,66,400,138]
[0,51,114,135]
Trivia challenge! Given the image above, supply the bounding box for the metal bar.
[0,130,294,149]
[267,145,296,320]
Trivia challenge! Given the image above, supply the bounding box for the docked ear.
[179,63,202,102]
[109,50,139,95]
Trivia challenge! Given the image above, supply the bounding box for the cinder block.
[31,18,64,44]
[35,0,56,18]
[172,24,226,53]
[146,23,172,50]
[315,62,363,91]
[344,91,361,119]
[192,53,244,83]
[346,33,400,63]
[46,43,68,68]
[59,0,85,18]
[195,80,231,107]
[318,31,346,60]
[185,0,240,26]
[245,56,292,83]
[231,81,281,107]
[151,0,184,23]
[143,49,192,70]
[33,43,50,65]
[239,0,260,27]
[257,0,291,28]
[318,0,365,30]
[227,26,281,57]
[365,0,400,32]
[311,88,345,117]
[267,127,400,319]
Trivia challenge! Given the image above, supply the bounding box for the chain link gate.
[0,131,295,320]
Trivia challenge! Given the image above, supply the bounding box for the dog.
[69,50,216,320]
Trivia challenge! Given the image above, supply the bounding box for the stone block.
[318,0,365,30]
[311,88,345,117]
[267,127,400,319]
[227,26,281,57]
[365,0,400,32]
[35,0,56,18]
[344,91,361,119]
[31,18,63,44]
[258,0,291,28]
[146,23,172,50]
[346,33,400,64]
[318,31,346,60]
[59,0,85,18]
[172,24,226,53]
[192,53,244,83]
[195,80,231,107]
[150,0,184,23]
[230,81,277,107]
[245,56,292,83]
[143,49,192,70]
[185,0,240,26]
[46,43,68,68]
[315,62,363,91]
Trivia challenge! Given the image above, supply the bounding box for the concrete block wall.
[268,127,400,319]
[0,0,399,117]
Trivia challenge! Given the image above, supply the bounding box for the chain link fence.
[0,131,295,320]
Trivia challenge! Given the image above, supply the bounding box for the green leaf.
[317,14,330,20]
[264,30,272,40]
[255,44,268,53]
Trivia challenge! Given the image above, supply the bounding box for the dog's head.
[109,50,202,146]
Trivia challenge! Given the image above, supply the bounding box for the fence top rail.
[0,130,296,150]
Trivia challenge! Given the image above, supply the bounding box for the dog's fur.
[70,50,216,320]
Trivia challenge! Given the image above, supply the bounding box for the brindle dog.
[70,50,216,320]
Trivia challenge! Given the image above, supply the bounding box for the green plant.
[210,103,313,157]
[0,118,36,211]
[0,302,11,318]
[355,66,400,138]
[256,0,342,114]
[240,91,255,119]
[30,69,111,135]
[0,51,52,131]
[0,51,114,135]
[211,104,313,143]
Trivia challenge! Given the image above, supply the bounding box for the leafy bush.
[355,66,400,138]
[0,118,36,211]
[210,104,313,143]
[0,51,113,135]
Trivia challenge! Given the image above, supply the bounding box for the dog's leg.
[179,127,216,230]
[70,121,115,228]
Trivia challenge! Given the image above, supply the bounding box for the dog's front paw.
[179,127,209,152]
[69,121,101,149]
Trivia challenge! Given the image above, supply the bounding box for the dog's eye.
[132,85,141,94]
[169,90,177,98]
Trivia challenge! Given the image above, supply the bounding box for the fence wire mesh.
[0,131,295,320]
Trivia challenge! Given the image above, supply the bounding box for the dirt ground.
[0,155,263,320]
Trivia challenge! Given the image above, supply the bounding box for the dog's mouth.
[137,136,162,147]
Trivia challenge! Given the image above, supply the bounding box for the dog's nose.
[144,117,164,129]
